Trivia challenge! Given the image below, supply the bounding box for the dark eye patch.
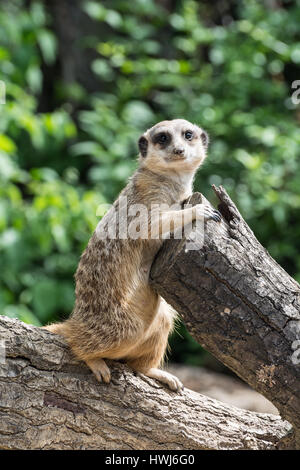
[152,132,171,147]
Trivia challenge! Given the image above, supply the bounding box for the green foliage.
[0,0,299,364]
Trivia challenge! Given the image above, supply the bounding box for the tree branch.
[0,316,293,450]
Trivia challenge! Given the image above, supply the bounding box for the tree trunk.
[45,0,100,94]
[0,316,293,449]
[150,186,300,448]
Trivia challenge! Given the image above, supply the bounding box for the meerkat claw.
[204,206,221,222]
[212,209,222,222]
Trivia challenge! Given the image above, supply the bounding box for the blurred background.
[0,0,299,412]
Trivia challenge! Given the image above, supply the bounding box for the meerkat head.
[138,119,209,174]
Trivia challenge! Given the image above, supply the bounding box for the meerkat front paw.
[142,368,184,392]
[86,357,111,383]
[195,204,221,223]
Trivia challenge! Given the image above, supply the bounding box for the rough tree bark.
[0,186,298,449]
[0,316,293,449]
[150,186,300,448]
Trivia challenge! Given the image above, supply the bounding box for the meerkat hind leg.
[85,357,111,383]
[142,367,184,392]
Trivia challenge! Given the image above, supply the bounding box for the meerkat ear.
[138,135,148,158]
[200,130,209,149]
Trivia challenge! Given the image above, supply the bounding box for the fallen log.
[0,316,293,449]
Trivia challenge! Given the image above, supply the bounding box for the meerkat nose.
[173,147,184,155]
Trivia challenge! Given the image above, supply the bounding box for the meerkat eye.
[157,133,168,144]
[184,130,193,140]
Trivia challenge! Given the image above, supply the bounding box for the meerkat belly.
[125,278,160,326]
[123,242,163,330]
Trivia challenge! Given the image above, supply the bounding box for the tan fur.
[44,119,217,391]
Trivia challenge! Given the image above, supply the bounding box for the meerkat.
[44,119,221,391]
